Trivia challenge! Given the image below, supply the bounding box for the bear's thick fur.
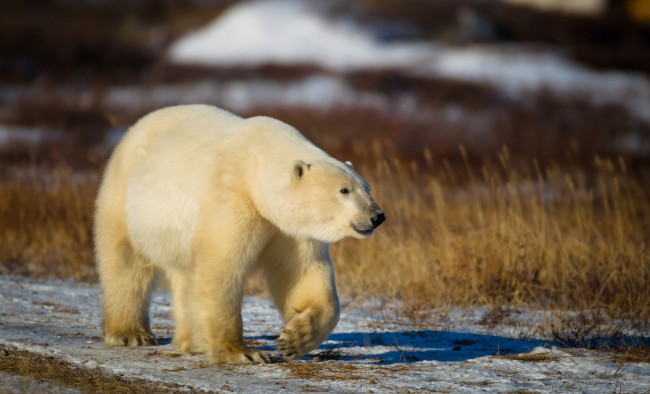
[94,105,384,364]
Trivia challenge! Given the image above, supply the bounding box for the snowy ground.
[1,276,648,392]
[169,0,650,124]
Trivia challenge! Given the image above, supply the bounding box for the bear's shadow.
[250,330,549,364]
[156,338,173,346]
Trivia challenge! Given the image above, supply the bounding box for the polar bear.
[94,105,384,364]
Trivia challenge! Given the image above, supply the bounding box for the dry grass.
[1,148,649,327]
[279,361,363,381]
[0,166,98,281]
[548,313,650,362]
[598,337,650,364]
[0,345,186,393]
[611,344,650,364]
[331,149,650,323]
[501,352,560,363]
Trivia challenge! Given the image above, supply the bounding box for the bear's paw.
[277,310,322,359]
[206,347,273,365]
[104,330,158,347]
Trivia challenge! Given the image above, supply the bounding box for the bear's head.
[274,160,385,243]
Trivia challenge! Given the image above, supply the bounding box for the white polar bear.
[94,105,384,364]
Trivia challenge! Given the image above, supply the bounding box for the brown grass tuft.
[611,346,650,364]
[502,352,560,363]
[0,345,185,393]
[279,361,363,381]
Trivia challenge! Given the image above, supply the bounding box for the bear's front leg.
[191,244,273,364]
[277,295,339,359]
[263,239,340,359]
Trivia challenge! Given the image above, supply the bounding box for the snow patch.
[168,0,650,124]
[168,0,424,70]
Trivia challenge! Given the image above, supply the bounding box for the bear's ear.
[345,161,354,169]
[293,160,309,180]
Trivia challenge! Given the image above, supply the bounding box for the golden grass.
[0,166,98,281]
[330,150,650,323]
[0,345,182,393]
[1,147,649,324]
[612,345,650,363]
[278,361,363,381]
[501,352,560,363]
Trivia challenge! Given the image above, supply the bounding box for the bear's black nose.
[371,211,385,228]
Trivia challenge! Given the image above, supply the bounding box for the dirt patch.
[502,352,560,363]
[279,361,365,382]
[0,345,192,393]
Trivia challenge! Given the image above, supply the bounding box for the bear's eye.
[340,187,350,195]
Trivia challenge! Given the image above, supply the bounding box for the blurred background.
[2,0,650,323]
[2,0,650,166]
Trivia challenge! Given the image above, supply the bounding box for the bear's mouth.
[351,224,374,236]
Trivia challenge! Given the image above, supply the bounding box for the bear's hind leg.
[167,269,193,352]
[98,239,159,347]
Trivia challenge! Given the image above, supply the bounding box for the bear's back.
[120,105,243,268]
[125,105,241,160]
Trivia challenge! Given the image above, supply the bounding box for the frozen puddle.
[1,276,648,392]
